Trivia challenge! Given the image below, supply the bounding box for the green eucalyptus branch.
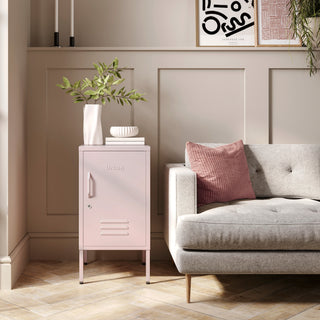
[57,58,146,105]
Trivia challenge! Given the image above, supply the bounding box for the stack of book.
[105,137,145,145]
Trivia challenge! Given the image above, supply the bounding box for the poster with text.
[198,0,255,46]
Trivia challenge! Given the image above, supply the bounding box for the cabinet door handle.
[87,172,92,198]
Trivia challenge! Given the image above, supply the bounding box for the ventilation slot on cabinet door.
[99,219,129,236]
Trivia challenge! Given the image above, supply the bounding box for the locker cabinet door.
[82,151,147,248]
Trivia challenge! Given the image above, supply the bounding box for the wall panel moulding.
[27,48,318,259]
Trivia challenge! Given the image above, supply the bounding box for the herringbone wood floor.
[1,260,320,319]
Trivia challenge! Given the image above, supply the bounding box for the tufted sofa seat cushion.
[176,198,320,250]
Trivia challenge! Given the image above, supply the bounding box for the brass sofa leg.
[186,274,191,303]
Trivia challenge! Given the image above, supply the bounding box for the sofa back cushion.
[185,143,320,200]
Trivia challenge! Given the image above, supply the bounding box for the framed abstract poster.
[255,0,301,46]
[197,0,255,46]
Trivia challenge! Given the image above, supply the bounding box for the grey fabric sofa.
[164,144,320,302]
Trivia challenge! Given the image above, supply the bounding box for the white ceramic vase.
[83,104,103,145]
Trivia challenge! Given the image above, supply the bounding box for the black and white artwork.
[197,0,255,46]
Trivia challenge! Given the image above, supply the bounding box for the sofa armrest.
[166,164,197,217]
[164,163,197,259]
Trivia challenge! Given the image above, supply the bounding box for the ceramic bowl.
[110,126,139,138]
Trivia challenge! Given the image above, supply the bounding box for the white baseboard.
[29,232,170,260]
[10,234,30,288]
[0,256,12,290]
[0,233,29,290]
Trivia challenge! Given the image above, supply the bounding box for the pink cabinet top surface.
[79,145,150,152]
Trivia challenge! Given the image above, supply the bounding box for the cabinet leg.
[146,250,150,284]
[79,250,84,284]
[84,250,88,265]
[142,250,146,265]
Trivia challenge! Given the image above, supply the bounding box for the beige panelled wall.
[270,69,320,143]
[0,0,29,289]
[8,0,30,288]
[159,68,245,163]
[8,0,29,255]
[30,0,195,47]
[27,47,320,260]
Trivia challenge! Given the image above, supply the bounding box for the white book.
[105,141,145,145]
[105,137,145,142]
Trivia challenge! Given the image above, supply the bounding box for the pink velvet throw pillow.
[186,140,256,206]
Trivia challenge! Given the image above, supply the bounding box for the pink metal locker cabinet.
[79,145,150,284]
